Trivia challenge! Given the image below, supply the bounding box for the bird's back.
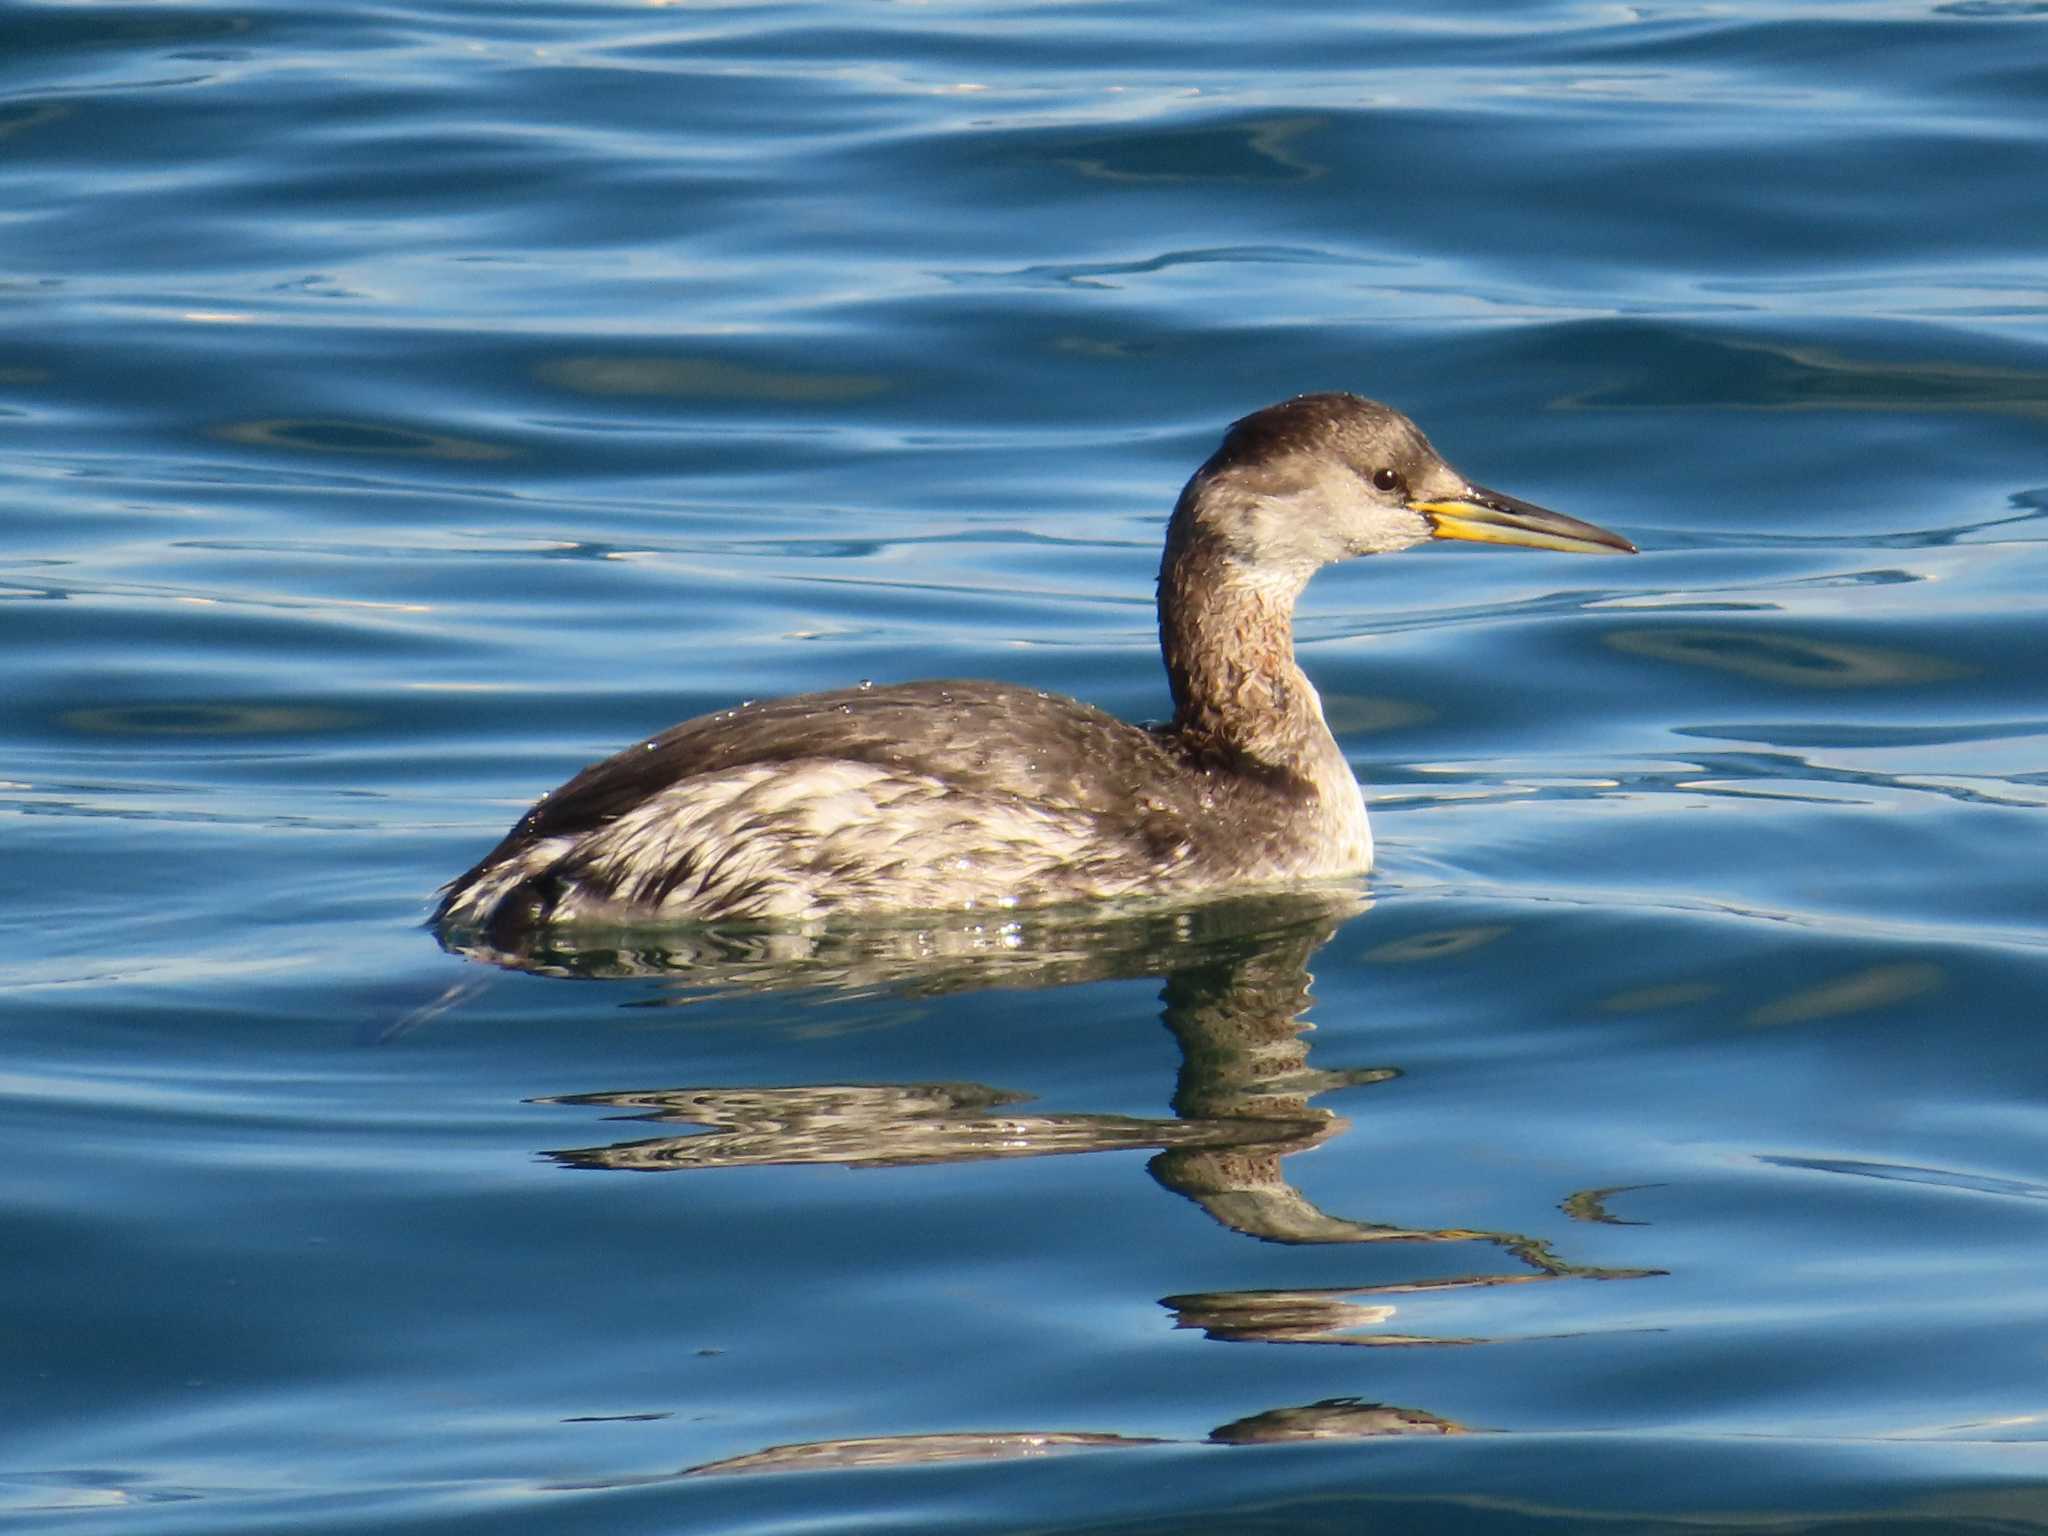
[436,680,1250,934]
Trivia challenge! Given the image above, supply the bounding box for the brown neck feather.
[1157,525,1325,773]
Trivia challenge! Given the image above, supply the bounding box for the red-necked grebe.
[436,393,1634,939]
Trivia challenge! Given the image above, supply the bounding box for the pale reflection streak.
[1746,961,1942,1027]
[558,1431,1165,1486]
[542,1080,1325,1174]
[1165,1265,1657,1351]
[553,1396,1468,1485]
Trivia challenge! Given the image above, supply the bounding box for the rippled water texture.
[5,1,2048,1531]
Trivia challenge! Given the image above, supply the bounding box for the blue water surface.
[5,0,2048,1530]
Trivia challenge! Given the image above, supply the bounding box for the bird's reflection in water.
[552,1398,1467,1486]
[457,889,1657,1477]
[443,888,1362,999]
[512,893,1654,1283]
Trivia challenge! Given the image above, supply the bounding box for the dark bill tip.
[1413,488,1637,555]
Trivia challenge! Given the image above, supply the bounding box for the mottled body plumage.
[436,393,1632,938]
[440,679,1365,935]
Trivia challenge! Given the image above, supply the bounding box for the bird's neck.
[1158,528,1336,779]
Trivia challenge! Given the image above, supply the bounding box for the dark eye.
[1371,467,1406,495]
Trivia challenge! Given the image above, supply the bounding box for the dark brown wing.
[440,679,1208,901]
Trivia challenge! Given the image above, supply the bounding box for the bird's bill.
[1413,488,1637,555]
